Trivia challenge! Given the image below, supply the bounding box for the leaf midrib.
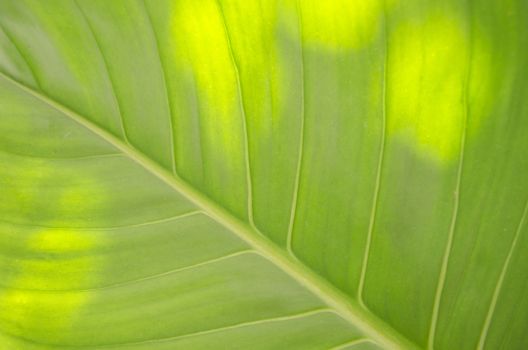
[0,71,419,350]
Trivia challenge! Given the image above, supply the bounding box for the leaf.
[0,0,527,349]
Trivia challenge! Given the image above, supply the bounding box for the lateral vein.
[358,2,389,307]
[476,199,528,349]
[74,0,130,145]
[78,308,332,348]
[1,250,255,293]
[0,210,202,231]
[427,20,472,348]
[215,1,255,227]
[0,23,41,89]
[142,0,178,175]
[286,0,306,257]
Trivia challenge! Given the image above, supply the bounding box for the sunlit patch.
[0,228,101,343]
[170,0,241,156]
[0,162,105,343]
[207,0,280,130]
[171,0,235,116]
[387,14,489,162]
[0,228,99,343]
[0,289,87,342]
[300,0,385,49]
[168,0,255,217]
[30,228,96,253]
[14,227,101,292]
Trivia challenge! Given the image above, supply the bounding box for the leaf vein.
[215,0,255,226]
[0,22,41,89]
[0,210,202,231]
[357,4,389,307]
[476,198,528,349]
[1,249,255,293]
[73,0,130,144]
[142,0,178,175]
[286,0,306,257]
[427,18,472,348]
[0,149,122,161]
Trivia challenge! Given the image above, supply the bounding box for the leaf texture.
[1,0,527,349]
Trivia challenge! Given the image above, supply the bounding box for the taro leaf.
[0,0,527,349]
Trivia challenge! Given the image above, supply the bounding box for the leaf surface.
[1,0,527,349]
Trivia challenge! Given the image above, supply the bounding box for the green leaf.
[0,0,527,349]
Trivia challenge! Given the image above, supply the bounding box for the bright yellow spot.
[170,0,257,209]
[300,0,385,49]
[210,0,279,133]
[387,15,488,162]
[0,172,104,343]
[171,0,239,148]
[0,289,86,343]
[172,0,235,115]
[0,227,100,342]
[15,228,101,291]
[30,228,95,253]
[169,0,255,217]
[15,229,99,292]
[21,226,100,290]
